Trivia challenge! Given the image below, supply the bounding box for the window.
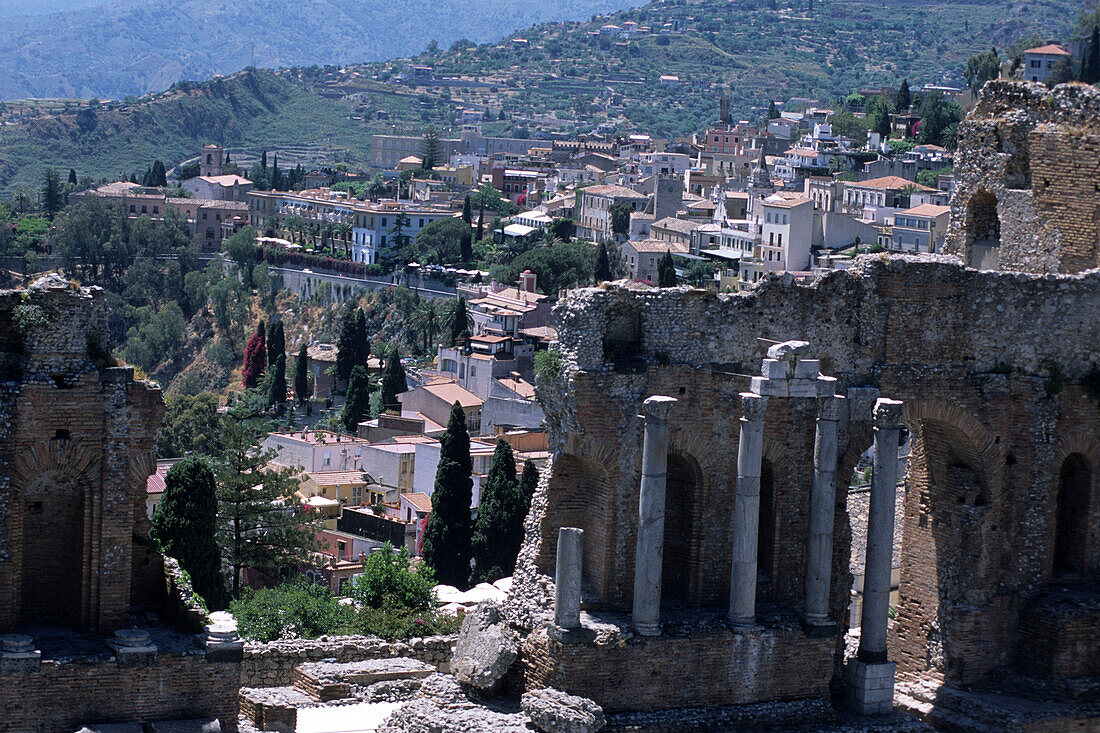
[323,451,331,466]
[352,485,362,505]
[141,206,147,213]
[153,206,159,214]
[1031,59,1040,68]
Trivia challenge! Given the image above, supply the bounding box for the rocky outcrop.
[522,687,606,733]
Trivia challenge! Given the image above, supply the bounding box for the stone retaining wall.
[240,634,456,688]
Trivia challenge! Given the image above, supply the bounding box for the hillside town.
[0,4,1099,731]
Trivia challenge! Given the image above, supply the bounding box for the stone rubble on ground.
[448,600,519,690]
[522,687,607,733]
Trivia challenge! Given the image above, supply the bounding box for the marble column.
[859,397,903,663]
[632,395,677,636]
[728,392,768,626]
[846,397,903,716]
[555,527,584,629]
[803,394,843,629]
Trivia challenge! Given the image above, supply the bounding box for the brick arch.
[895,400,1006,682]
[11,439,101,628]
[1052,431,1100,578]
[661,449,708,605]
[537,451,618,606]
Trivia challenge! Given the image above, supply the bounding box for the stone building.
[0,276,240,732]
[944,81,1100,273]
[501,242,1099,726]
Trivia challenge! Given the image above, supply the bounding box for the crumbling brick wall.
[0,276,164,633]
[944,81,1100,274]
[513,256,1099,699]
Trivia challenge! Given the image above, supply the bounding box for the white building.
[1022,44,1072,84]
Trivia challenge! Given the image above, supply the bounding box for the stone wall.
[943,81,1100,274]
[0,651,239,733]
[0,275,165,633]
[511,255,1100,704]
[240,634,456,687]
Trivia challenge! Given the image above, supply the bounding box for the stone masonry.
[505,248,1099,716]
[944,81,1100,273]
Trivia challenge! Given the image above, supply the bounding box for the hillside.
[0,0,1083,192]
[0,0,644,100]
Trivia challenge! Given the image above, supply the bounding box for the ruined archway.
[1054,453,1092,577]
[539,453,616,604]
[661,452,703,603]
[20,475,86,626]
[964,191,1001,270]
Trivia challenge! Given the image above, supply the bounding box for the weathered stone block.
[522,687,606,733]
[450,600,519,690]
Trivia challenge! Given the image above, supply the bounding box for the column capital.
[642,395,677,422]
[819,393,844,421]
[872,398,904,429]
[740,392,768,422]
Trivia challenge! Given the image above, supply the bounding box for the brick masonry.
[509,252,1099,709]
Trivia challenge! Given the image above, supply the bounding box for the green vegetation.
[349,543,436,611]
[150,457,229,610]
[471,439,527,583]
[421,402,474,589]
[534,349,562,383]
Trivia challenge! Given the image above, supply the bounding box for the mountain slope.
[0,0,644,100]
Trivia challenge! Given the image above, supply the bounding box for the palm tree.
[336,222,353,260]
[410,300,442,354]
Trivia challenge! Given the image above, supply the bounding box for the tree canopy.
[421,401,473,589]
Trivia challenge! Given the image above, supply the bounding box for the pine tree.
[216,418,319,596]
[380,348,408,413]
[594,240,613,282]
[267,321,285,367]
[767,100,779,120]
[335,304,359,386]
[41,168,64,219]
[342,365,371,432]
[517,458,539,517]
[471,439,520,583]
[896,79,911,111]
[421,402,474,589]
[268,353,287,406]
[151,457,229,610]
[421,126,442,170]
[242,322,267,388]
[68,168,78,185]
[657,250,677,287]
[462,194,473,224]
[294,343,312,403]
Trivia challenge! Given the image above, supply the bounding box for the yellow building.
[299,470,386,509]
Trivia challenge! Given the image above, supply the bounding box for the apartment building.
[575,184,648,241]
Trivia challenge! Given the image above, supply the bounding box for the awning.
[503,223,537,238]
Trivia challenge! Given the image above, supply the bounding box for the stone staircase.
[240,657,434,731]
[894,674,1100,732]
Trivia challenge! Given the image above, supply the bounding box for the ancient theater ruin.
[488,80,1100,730]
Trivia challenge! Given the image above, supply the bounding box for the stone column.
[803,394,843,631]
[846,397,904,715]
[555,527,583,629]
[728,392,768,626]
[632,395,677,637]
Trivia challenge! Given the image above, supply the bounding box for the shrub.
[534,349,562,383]
[350,543,436,611]
[231,578,355,642]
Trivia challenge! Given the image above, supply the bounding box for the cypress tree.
[151,457,228,610]
[68,168,78,185]
[272,154,282,191]
[421,402,473,589]
[476,198,485,241]
[261,150,268,170]
[353,309,370,367]
[471,439,520,583]
[594,240,613,282]
[295,343,311,403]
[267,321,285,367]
[462,194,473,224]
[269,353,287,406]
[241,322,267,388]
[342,365,371,432]
[380,348,408,413]
[151,160,167,187]
[449,297,470,346]
[657,250,677,287]
[517,458,538,517]
[767,99,779,120]
[335,304,359,385]
[896,79,911,111]
[1083,25,1100,85]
